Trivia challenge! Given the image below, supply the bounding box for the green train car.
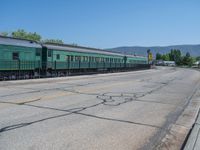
[41,43,147,76]
[0,36,149,80]
[42,43,125,75]
[0,36,42,79]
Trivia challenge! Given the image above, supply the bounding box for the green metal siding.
[0,44,42,70]
[47,48,125,70]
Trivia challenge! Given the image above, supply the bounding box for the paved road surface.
[0,67,200,150]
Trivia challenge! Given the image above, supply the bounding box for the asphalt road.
[0,67,200,150]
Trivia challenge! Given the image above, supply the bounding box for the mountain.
[107,45,200,57]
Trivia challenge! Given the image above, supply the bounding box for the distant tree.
[43,39,64,44]
[12,29,26,39]
[182,57,192,66]
[168,49,182,65]
[186,52,190,57]
[10,29,65,44]
[161,55,165,60]
[11,29,41,41]
[181,52,194,66]
[192,57,196,64]
[156,53,162,60]
[28,32,41,41]
[196,56,200,61]
[162,54,170,61]
[169,49,181,61]
[155,50,194,66]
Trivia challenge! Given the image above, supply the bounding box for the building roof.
[0,36,42,48]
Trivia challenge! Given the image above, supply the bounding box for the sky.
[1,0,200,48]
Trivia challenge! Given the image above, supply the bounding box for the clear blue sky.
[1,0,200,48]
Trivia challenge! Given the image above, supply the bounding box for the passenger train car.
[0,36,149,80]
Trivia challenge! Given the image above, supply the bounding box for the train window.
[12,52,19,60]
[85,56,88,61]
[75,56,80,61]
[48,50,52,57]
[96,57,100,62]
[36,49,41,56]
[56,54,60,60]
[66,55,70,61]
[71,56,74,61]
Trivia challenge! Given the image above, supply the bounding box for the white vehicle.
[163,61,176,66]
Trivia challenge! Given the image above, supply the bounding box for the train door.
[124,56,127,68]
[67,55,70,69]
[42,47,46,69]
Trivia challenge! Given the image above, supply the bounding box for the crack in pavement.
[0,77,177,134]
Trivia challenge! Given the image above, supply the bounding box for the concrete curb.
[184,109,200,150]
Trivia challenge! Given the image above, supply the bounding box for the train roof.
[0,36,42,48]
[42,43,125,57]
[42,43,146,59]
